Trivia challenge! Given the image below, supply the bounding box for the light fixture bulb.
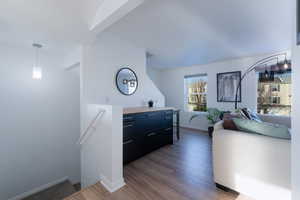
[32,67,42,80]
[283,60,289,69]
[32,43,43,80]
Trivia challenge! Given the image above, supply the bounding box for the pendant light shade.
[259,65,274,82]
[32,43,43,80]
[32,67,42,80]
[283,59,289,69]
[264,69,269,78]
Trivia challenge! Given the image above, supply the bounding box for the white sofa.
[213,115,291,200]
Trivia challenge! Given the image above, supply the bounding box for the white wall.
[81,33,165,116]
[146,66,161,87]
[292,42,300,199]
[292,0,299,198]
[0,44,80,200]
[80,33,165,191]
[150,53,289,131]
[81,104,123,192]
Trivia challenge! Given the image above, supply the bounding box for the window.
[269,96,280,104]
[271,84,280,92]
[184,74,207,112]
[257,72,291,116]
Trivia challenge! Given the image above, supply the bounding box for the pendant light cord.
[35,46,39,67]
[32,43,42,68]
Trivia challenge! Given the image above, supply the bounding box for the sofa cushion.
[223,119,238,130]
[223,113,242,120]
[232,118,291,140]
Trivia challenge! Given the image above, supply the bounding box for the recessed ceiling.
[104,0,293,68]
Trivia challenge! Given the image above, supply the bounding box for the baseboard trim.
[7,177,68,200]
[100,175,125,193]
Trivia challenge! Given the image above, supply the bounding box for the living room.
[0,0,298,200]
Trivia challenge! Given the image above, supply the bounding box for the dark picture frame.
[217,71,241,102]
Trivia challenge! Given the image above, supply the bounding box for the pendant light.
[283,58,289,70]
[235,53,290,109]
[264,67,269,79]
[263,64,270,81]
[32,43,43,80]
[259,64,275,82]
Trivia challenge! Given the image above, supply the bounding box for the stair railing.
[78,109,106,145]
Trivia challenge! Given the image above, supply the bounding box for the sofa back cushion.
[223,119,238,130]
[258,114,291,128]
[223,113,242,120]
[233,118,291,140]
[222,113,242,130]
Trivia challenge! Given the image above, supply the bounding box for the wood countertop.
[123,107,178,115]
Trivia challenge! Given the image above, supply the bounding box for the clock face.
[116,68,138,96]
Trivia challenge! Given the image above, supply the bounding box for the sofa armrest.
[214,121,224,132]
[213,127,291,199]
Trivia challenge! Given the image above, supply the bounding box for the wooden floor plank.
[65,128,252,200]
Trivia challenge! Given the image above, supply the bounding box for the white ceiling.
[105,0,293,68]
[0,0,293,68]
[0,0,104,53]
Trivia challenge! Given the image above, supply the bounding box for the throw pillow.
[241,108,262,122]
[223,119,238,130]
[240,108,251,119]
[232,118,291,140]
[223,113,242,120]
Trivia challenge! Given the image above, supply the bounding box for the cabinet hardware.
[124,124,133,128]
[123,140,134,145]
[148,114,158,117]
[147,132,157,137]
[123,110,174,164]
[124,117,133,121]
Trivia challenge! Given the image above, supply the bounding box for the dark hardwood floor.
[66,128,252,200]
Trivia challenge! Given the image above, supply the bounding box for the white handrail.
[78,109,106,145]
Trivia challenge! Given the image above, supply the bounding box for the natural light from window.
[184,74,207,112]
[257,72,291,116]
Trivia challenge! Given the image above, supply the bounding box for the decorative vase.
[148,100,154,108]
[208,126,214,138]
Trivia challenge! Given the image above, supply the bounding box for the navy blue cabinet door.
[123,110,173,164]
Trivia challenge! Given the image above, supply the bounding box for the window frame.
[184,74,208,113]
[256,72,291,116]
